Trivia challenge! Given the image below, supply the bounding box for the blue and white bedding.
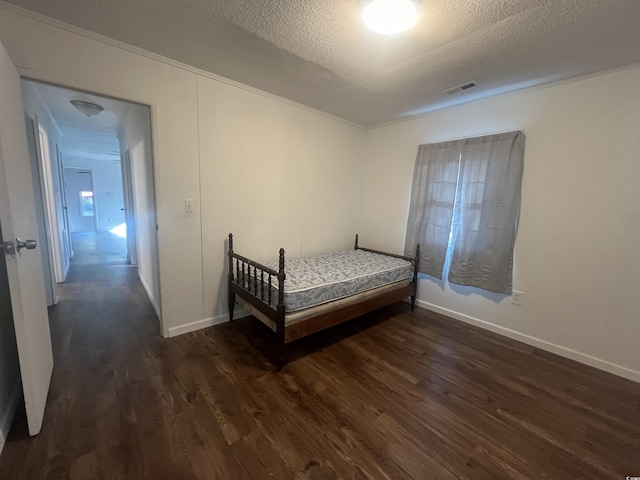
[263,249,413,312]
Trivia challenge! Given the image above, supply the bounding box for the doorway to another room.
[63,166,128,266]
[64,168,97,234]
[21,79,161,317]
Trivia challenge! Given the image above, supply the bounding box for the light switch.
[185,198,194,213]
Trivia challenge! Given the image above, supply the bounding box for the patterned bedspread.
[263,249,413,312]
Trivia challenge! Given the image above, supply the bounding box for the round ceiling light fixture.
[362,0,418,35]
[70,99,104,117]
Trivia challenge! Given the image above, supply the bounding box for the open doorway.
[20,79,161,320]
[63,166,129,266]
[64,168,97,233]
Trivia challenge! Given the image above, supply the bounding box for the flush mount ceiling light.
[362,0,418,35]
[70,99,104,117]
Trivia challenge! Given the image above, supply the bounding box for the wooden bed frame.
[228,233,420,368]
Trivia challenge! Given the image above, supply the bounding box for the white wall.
[0,6,365,338]
[63,155,125,232]
[119,104,161,317]
[198,76,365,332]
[360,65,640,381]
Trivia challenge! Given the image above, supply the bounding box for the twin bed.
[228,233,420,368]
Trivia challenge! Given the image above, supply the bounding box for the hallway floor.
[0,229,159,478]
[69,231,128,266]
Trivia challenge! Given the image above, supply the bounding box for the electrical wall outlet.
[184,198,194,213]
[511,290,524,306]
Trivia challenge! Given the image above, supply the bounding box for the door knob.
[16,238,37,252]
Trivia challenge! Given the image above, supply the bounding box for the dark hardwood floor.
[1,248,639,479]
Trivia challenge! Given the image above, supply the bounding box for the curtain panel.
[404,141,460,279]
[404,131,525,293]
[448,131,525,293]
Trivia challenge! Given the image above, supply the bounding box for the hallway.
[0,231,160,478]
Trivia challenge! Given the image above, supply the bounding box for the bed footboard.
[228,234,287,366]
[354,233,420,310]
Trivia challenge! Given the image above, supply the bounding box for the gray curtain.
[448,131,525,293]
[404,141,461,279]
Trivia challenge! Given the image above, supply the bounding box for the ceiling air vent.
[444,81,479,96]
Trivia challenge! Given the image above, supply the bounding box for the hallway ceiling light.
[362,0,418,35]
[70,99,104,117]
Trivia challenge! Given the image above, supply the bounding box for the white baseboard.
[167,308,249,338]
[416,299,640,384]
[0,381,21,456]
[138,272,161,319]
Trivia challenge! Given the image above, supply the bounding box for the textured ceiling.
[7,0,640,126]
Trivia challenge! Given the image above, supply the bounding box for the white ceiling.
[10,0,640,126]
[25,80,132,162]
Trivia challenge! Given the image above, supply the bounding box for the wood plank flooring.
[69,231,128,266]
[1,257,639,478]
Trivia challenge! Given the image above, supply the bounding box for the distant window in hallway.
[80,190,94,217]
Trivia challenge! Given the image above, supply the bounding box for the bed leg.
[276,343,286,371]
[411,294,416,311]
[275,250,286,371]
[228,233,236,323]
[228,291,235,323]
[275,323,286,371]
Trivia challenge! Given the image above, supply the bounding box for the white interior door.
[0,40,53,436]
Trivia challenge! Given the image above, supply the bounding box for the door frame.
[24,114,57,305]
[34,123,66,282]
[21,74,164,336]
[121,148,138,266]
[56,146,73,262]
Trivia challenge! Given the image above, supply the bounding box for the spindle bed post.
[276,247,286,370]
[228,233,235,322]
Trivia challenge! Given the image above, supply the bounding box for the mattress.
[262,249,413,312]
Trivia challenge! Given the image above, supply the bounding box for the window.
[405,131,525,294]
[80,190,94,217]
